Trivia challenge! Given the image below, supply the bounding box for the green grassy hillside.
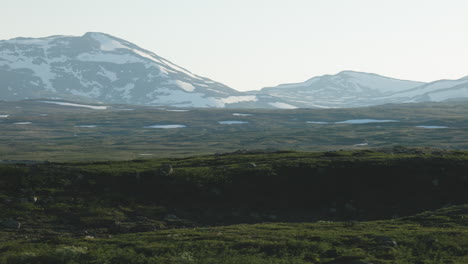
[1,148,468,263]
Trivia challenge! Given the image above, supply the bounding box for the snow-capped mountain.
[383,77,468,103]
[260,71,468,108]
[259,71,426,108]
[0,32,263,108]
[1,32,466,109]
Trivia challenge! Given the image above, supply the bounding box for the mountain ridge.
[261,71,468,108]
[1,32,467,108]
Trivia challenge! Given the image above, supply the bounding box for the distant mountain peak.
[0,32,249,107]
[260,71,429,108]
[0,33,467,108]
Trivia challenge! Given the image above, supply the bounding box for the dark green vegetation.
[2,148,468,263]
[0,100,468,161]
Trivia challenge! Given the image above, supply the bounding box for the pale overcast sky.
[2,0,467,91]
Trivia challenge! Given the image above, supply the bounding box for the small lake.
[232,113,252,117]
[336,119,399,124]
[307,119,399,124]
[219,121,249,125]
[415,126,448,129]
[144,124,187,129]
[14,122,32,125]
[306,121,329,124]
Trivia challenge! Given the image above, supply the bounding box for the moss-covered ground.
[1,148,468,263]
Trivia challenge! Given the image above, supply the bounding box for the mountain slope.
[387,77,468,103]
[1,33,467,109]
[0,32,262,108]
[260,71,426,108]
[261,71,468,108]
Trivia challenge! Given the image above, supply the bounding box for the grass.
[0,100,467,161]
[1,99,468,263]
[2,207,468,263]
[1,148,468,263]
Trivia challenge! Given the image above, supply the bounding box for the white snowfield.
[166,80,196,92]
[268,102,298,109]
[39,101,108,110]
[74,125,97,128]
[89,32,128,51]
[220,96,258,104]
[0,115,9,118]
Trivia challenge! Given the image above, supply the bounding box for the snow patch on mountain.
[89,33,128,51]
[39,101,108,110]
[97,66,118,82]
[2,32,466,109]
[220,95,258,104]
[166,80,195,92]
[269,102,298,109]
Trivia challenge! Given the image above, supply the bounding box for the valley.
[0,100,467,162]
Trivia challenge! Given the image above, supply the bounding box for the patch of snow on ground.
[89,33,128,51]
[133,49,164,64]
[354,143,369,146]
[144,124,186,129]
[74,125,97,128]
[269,102,298,109]
[218,121,249,125]
[220,96,258,104]
[336,119,399,124]
[0,52,57,92]
[97,66,118,82]
[168,80,195,92]
[14,122,32,125]
[415,126,448,129]
[40,101,108,110]
[232,113,252,116]
[0,115,9,118]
